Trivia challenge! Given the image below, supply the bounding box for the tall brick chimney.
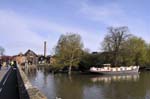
[44,41,46,57]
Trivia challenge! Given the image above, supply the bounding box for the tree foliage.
[146,44,150,65]
[121,37,147,66]
[102,26,131,66]
[79,51,103,71]
[102,26,150,67]
[53,33,83,74]
[51,27,150,73]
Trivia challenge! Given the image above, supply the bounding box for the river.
[25,67,150,99]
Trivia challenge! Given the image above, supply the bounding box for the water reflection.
[25,67,150,99]
[54,74,84,99]
[91,74,139,83]
[23,67,37,81]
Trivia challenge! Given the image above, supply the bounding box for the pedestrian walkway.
[0,67,8,81]
[0,67,20,99]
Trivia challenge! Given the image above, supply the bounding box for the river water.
[25,67,150,99]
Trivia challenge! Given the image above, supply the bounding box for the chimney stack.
[44,41,46,57]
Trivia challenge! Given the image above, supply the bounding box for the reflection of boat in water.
[91,74,139,83]
[90,64,139,75]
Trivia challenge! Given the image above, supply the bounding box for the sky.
[0,0,149,55]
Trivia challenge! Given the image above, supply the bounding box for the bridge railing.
[16,65,47,99]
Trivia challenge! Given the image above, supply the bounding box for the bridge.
[0,66,47,99]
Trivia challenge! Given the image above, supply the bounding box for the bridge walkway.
[0,67,8,80]
[0,67,20,99]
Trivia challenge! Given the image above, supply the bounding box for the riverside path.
[0,66,20,99]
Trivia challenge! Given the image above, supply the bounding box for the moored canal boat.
[90,64,139,75]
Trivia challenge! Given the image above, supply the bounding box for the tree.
[122,36,147,66]
[146,44,150,66]
[53,33,83,75]
[0,46,5,56]
[79,51,103,71]
[102,26,131,66]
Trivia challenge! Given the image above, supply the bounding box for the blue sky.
[0,0,149,55]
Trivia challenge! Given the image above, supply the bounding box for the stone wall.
[17,66,47,99]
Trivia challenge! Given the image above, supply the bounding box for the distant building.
[0,56,12,66]
[13,49,53,66]
[14,52,27,65]
[24,49,38,65]
[50,56,56,65]
[44,41,47,57]
[38,55,51,64]
[38,55,45,64]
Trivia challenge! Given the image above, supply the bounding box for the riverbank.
[20,64,150,75]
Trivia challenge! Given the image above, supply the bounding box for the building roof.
[24,49,38,57]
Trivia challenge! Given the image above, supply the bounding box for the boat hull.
[90,67,139,75]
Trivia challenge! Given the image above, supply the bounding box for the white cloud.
[26,17,103,52]
[1,1,149,56]
[79,1,150,43]
[0,9,47,55]
[80,2,124,23]
[0,9,102,55]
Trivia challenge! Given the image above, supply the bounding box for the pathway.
[0,67,20,99]
[0,67,8,81]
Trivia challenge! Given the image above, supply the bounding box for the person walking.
[10,61,14,67]
[6,60,10,70]
[10,60,17,69]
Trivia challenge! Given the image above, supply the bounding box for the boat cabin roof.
[103,64,111,67]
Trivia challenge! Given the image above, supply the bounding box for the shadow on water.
[24,66,150,99]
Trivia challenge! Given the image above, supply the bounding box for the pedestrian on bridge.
[10,61,14,66]
[6,60,10,70]
[10,61,17,68]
